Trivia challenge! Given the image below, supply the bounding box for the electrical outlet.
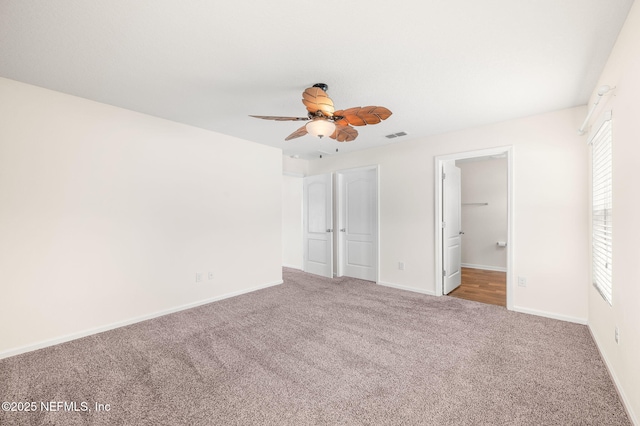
[615,327,619,344]
[518,276,527,287]
[398,262,405,270]
[208,272,214,280]
[196,273,202,283]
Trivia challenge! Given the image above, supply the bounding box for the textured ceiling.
[0,1,634,159]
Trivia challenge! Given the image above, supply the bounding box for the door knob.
[326,229,333,233]
[340,228,346,232]
[459,231,465,235]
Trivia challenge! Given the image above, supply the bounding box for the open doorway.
[449,156,508,307]
[435,147,513,310]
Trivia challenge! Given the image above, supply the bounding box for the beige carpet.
[0,268,630,425]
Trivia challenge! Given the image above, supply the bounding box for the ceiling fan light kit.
[305,117,336,139]
[250,83,392,142]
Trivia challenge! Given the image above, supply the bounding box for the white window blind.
[590,116,613,305]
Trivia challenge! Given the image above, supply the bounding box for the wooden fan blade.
[285,125,308,141]
[333,106,392,126]
[250,115,309,121]
[302,87,335,117]
[330,124,358,142]
[333,118,349,127]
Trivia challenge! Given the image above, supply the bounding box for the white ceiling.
[0,1,633,160]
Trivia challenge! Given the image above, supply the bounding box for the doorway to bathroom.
[435,146,512,309]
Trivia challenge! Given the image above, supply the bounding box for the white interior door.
[338,168,378,281]
[303,173,333,278]
[442,161,462,294]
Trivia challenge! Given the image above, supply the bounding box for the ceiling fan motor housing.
[312,83,329,92]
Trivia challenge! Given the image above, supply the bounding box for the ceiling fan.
[250,83,392,142]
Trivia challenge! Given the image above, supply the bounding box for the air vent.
[385,131,408,139]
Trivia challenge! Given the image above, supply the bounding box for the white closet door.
[303,173,333,278]
[338,168,377,281]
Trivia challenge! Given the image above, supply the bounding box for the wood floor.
[448,267,506,307]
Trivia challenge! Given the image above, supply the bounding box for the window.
[590,114,613,304]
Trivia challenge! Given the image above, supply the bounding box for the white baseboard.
[587,327,638,426]
[461,263,507,272]
[0,279,283,360]
[282,264,303,270]
[377,281,436,296]
[512,305,587,325]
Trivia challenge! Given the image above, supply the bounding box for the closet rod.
[462,202,488,206]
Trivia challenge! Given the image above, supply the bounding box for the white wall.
[0,78,283,357]
[308,106,588,323]
[457,158,507,270]
[282,156,308,176]
[282,175,303,269]
[586,1,640,422]
[282,157,307,270]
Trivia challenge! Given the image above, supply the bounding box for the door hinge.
[442,269,446,276]
[442,171,446,179]
[441,221,446,228]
